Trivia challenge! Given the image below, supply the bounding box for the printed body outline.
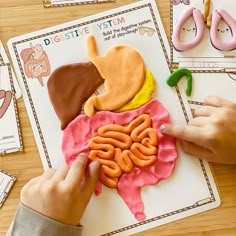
[20,43,51,86]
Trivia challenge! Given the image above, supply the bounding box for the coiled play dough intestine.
[172,7,205,51]
[210,9,236,51]
[84,35,145,116]
[89,114,158,188]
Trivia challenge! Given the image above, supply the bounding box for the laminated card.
[170,0,236,72]
[8,1,220,235]
[169,0,236,110]
[0,61,23,155]
[0,170,16,208]
[43,0,115,8]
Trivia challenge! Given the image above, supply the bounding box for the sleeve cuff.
[7,202,83,236]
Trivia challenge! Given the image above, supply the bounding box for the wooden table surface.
[0,0,236,235]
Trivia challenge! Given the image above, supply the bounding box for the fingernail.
[160,124,166,132]
[77,152,88,159]
[92,160,101,168]
[79,152,87,156]
[89,160,101,173]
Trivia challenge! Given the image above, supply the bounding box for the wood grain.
[0,0,235,235]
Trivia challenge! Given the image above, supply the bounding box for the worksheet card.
[171,0,236,72]
[43,0,114,8]
[0,169,16,208]
[8,1,220,235]
[0,64,23,155]
[0,41,21,99]
[178,71,236,109]
[0,41,22,155]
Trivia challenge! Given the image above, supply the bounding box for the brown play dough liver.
[47,62,104,130]
[84,35,146,116]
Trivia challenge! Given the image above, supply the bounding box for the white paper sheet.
[8,1,220,235]
[0,41,21,99]
[0,170,16,208]
[170,0,236,72]
[44,0,114,8]
[178,71,236,109]
[0,64,23,155]
[51,0,112,4]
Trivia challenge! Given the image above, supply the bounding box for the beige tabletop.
[0,1,236,235]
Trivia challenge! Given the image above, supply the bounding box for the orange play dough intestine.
[84,35,146,116]
[89,114,158,188]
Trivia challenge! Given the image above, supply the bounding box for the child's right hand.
[161,96,236,164]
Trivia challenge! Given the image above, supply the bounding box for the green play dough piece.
[166,68,192,96]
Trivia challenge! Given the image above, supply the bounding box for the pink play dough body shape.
[172,7,205,51]
[210,9,236,51]
[62,99,177,221]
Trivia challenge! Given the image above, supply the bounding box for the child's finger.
[192,105,216,117]
[181,140,213,161]
[204,96,235,108]
[39,168,56,182]
[188,116,208,127]
[160,123,207,147]
[65,153,88,189]
[51,165,70,182]
[80,160,100,202]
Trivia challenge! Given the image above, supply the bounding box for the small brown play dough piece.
[47,62,104,130]
[84,35,146,116]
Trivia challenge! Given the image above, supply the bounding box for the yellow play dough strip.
[115,69,156,112]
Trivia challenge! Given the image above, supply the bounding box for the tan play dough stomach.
[84,35,146,116]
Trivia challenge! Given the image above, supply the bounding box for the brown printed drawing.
[20,43,51,86]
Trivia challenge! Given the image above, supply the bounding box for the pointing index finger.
[65,153,88,189]
[160,123,206,146]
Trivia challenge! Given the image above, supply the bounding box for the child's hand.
[20,153,100,225]
[161,96,236,164]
